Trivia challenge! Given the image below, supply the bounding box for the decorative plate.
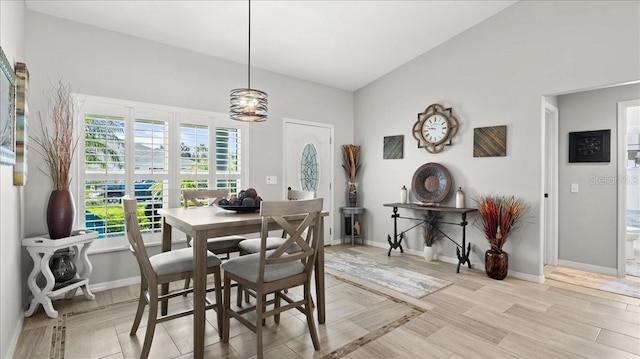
[411,162,452,203]
[216,205,260,213]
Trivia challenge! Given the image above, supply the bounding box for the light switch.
[570,183,579,193]
[266,176,278,185]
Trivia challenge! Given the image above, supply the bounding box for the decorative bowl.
[411,162,451,203]
[216,205,260,213]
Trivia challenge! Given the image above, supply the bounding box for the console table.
[22,230,97,318]
[383,203,477,273]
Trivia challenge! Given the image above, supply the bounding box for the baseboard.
[6,315,23,359]
[88,276,140,293]
[557,259,618,276]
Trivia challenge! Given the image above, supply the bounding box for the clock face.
[422,114,450,144]
[412,103,459,154]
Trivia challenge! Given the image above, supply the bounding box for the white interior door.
[543,101,559,266]
[617,99,640,277]
[284,119,333,245]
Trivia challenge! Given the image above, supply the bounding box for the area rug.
[324,251,451,298]
[626,258,640,277]
[546,266,640,299]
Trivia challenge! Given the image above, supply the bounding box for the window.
[300,143,318,191]
[75,96,248,251]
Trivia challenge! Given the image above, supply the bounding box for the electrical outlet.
[266,176,278,185]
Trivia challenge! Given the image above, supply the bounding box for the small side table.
[22,230,97,318]
[340,206,365,245]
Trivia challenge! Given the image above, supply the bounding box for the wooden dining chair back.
[287,189,315,201]
[181,189,246,291]
[182,188,247,256]
[182,188,228,208]
[123,196,223,359]
[221,198,323,359]
[239,189,316,255]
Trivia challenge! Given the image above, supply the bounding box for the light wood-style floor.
[15,245,640,359]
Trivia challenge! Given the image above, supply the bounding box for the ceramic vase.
[348,182,358,207]
[47,190,75,239]
[485,249,508,280]
[424,246,434,261]
[50,248,77,283]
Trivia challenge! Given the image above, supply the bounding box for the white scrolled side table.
[22,230,97,318]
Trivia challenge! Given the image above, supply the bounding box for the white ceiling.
[25,0,517,91]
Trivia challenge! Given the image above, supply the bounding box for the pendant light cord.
[248,0,251,89]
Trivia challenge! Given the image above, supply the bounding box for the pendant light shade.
[230,88,268,122]
[230,0,267,122]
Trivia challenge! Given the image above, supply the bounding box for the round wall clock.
[412,103,460,153]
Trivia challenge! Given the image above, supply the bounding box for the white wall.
[354,1,640,280]
[0,1,26,358]
[557,83,640,270]
[24,12,353,284]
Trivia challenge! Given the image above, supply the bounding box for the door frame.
[283,118,335,245]
[617,99,640,276]
[541,98,559,275]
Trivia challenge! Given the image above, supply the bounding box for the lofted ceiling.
[25,0,517,91]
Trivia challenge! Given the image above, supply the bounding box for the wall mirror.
[0,46,16,166]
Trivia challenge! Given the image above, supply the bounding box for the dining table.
[157,205,327,359]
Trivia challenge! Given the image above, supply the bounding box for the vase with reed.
[474,195,529,280]
[423,211,440,261]
[32,80,77,240]
[342,144,361,207]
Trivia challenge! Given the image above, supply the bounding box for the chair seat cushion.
[206,235,245,252]
[238,237,301,253]
[221,252,305,283]
[150,248,221,276]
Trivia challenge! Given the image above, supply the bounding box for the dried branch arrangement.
[31,80,77,191]
[342,144,361,183]
[474,195,529,251]
[423,211,441,247]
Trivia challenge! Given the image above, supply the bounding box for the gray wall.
[354,1,640,281]
[23,12,354,284]
[0,2,25,358]
[558,83,640,270]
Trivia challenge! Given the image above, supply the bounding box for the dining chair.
[236,189,316,303]
[237,188,315,254]
[221,198,323,359]
[182,189,246,290]
[122,196,223,359]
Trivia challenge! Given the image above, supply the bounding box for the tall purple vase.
[47,190,75,239]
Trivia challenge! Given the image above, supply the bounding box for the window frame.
[73,94,249,252]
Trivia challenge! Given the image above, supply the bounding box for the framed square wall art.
[14,62,29,185]
[0,46,16,166]
[383,135,403,159]
[569,129,610,163]
[473,125,507,157]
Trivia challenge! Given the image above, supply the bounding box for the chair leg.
[274,291,281,324]
[304,282,320,350]
[130,286,146,335]
[183,277,191,296]
[236,284,243,307]
[213,267,223,339]
[141,286,159,359]
[255,294,264,359]
[261,294,267,326]
[222,276,232,343]
[245,287,251,304]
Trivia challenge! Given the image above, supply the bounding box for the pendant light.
[230,0,268,122]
